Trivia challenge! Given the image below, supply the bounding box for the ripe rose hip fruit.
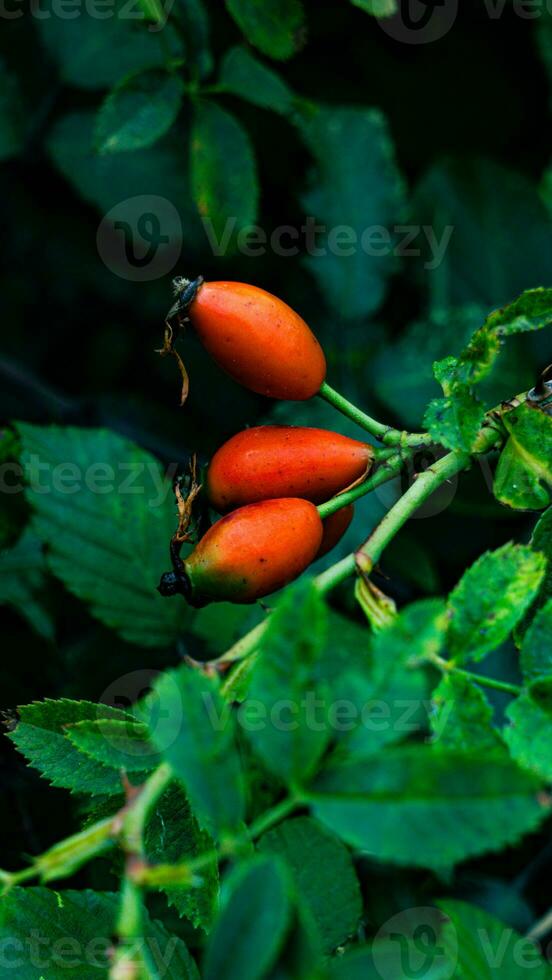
[207,426,373,512]
[174,498,323,605]
[187,280,326,400]
[318,504,354,559]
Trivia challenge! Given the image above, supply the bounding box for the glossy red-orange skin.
[184,498,323,604]
[189,282,326,400]
[317,504,354,559]
[207,426,373,513]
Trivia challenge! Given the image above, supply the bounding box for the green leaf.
[516,507,552,644]
[413,159,552,308]
[0,529,54,640]
[190,100,258,248]
[7,699,134,796]
[137,665,245,839]
[175,0,213,79]
[350,0,397,14]
[0,58,24,160]
[494,403,552,511]
[504,690,552,782]
[327,939,450,980]
[224,0,305,60]
[219,46,295,115]
[424,390,485,452]
[520,599,552,684]
[258,816,361,953]
[430,673,503,751]
[66,718,161,772]
[16,422,187,647]
[421,289,552,451]
[309,746,546,871]
[332,599,445,761]
[0,888,198,979]
[438,899,552,979]
[47,111,201,246]
[145,781,219,929]
[370,305,485,428]
[246,580,330,785]
[485,286,552,335]
[446,543,546,664]
[203,856,292,980]
[298,105,406,319]
[95,70,184,154]
[38,3,183,90]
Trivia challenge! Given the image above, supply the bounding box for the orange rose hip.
[187,280,326,400]
[180,498,324,605]
[207,426,373,512]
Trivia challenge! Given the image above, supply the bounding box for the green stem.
[318,381,432,447]
[318,450,408,519]
[316,449,471,594]
[0,816,116,891]
[110,764,174,979]
[431,655,521,696]
[121,762,173,856]
[134,795,300,889]
[356,449,471,572]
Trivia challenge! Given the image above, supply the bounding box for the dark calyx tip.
[171,276,204,310]
[157,569,192,601]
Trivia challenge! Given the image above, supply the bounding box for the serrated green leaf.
[95,70,184,154]
[309,746,546,871]
[203,856,292,980]
[0,888,198,979]
[0,58,24,160]
[520,599,552,684]
[16,422,187,647]
[258,816,361,953]
[66,718,161,772]
[438,899,552,979]
[421,288,552,451]
[424,391,485,452]
[516,508,552,642]
[224,0,305,60]
[0,529,54,640]
[485,287,552,335]
[332,599,445,761]
[494,403,552,511]
[136,665,245,839]
[145,781,219,929]
[219,46,294,115]
[38,3,183,90]
[246,580,330,785]
[446,543,546,664]
[504,690,552,782]
[7,699,134,796]
[430,673,502,751]
[298,105,406,319]
[190,99,258,248]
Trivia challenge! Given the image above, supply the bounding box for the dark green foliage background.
[1,0,552,970]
